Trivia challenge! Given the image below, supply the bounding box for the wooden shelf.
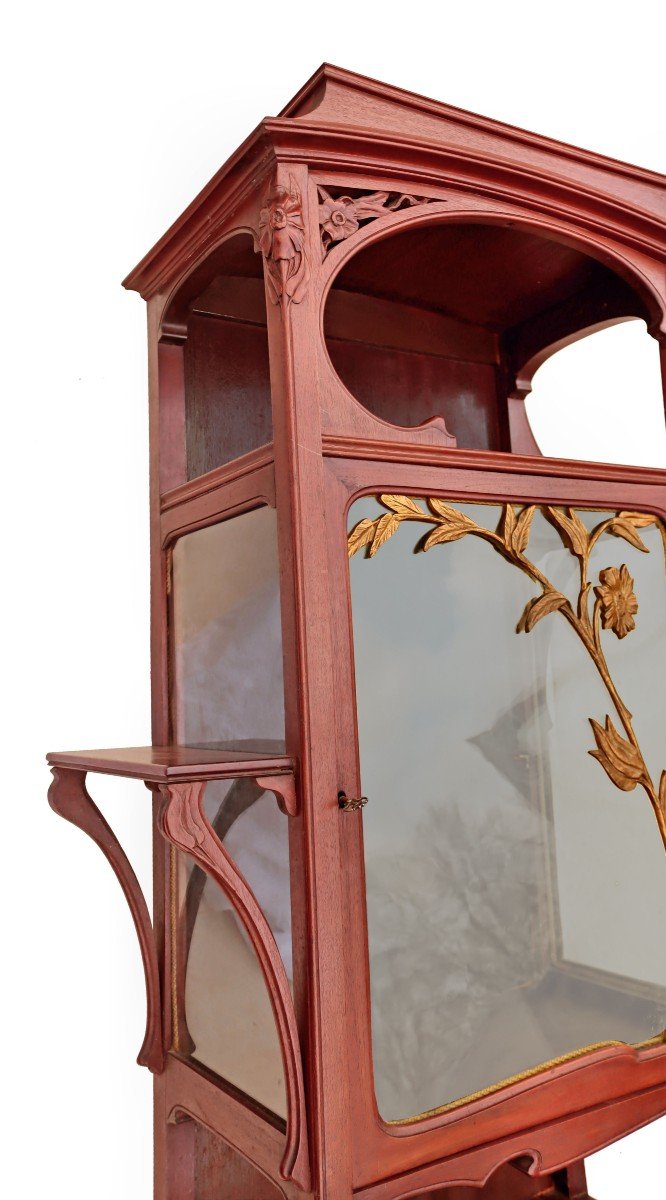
[46,745,294,783]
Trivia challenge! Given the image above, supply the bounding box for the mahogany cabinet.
[48,65,666,1200]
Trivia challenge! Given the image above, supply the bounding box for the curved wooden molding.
[158,781,310,1192]
[48,767,164,1073]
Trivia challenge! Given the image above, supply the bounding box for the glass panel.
[180,780,291,1117]
[172,505,285,753]
[171,506,290,1115]
[348,495,666,1122]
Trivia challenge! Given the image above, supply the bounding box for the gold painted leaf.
[516,589,568,633]
[659,771,666,816]
[380,494,426,517]
[347,518,377,557]
[427,498,475,524]
[588,716,643,792]
[368,513,400,556]
[512,505,536,554]
[500,504,516,546]
[546,507,589,557]
[608,518,649,553]
[618,511,656,528]
[422,523,470,550]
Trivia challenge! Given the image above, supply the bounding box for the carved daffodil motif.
[318,193,359,244]
[258,178,309,305]
[317,186,437,257]
[595,564,638,639]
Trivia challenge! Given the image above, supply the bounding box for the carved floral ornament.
[257,178,441,301]
[318,185,437,258]
[258,176,309,306]
[349,498,666,849]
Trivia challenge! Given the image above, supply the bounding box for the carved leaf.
[588,716,644,791]
[659,771,666,817]
[500,504,516,547]
[516,589,568,633]
[512,505,536,554]
[354,191,391,219]
[347,518,377,558]
[368,513,400,556]
[608,518,649,553]
[618,511,656,528]
[546,507,589,557]
[422,502,477,549]
[380,494,426,517]
[388,193,428,210]
[427,498,477,525]
[422,524,472,549]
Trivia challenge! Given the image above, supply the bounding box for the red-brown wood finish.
[48,64,666,1200]
[47,768,164,1073]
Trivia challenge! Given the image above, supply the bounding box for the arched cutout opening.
[323,219,658,454]
[526,320,666,467]
[161,232,270,482]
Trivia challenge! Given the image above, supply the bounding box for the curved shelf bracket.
[257,773,299,817]
[48,767,164,1073]
[158,780,310,1193]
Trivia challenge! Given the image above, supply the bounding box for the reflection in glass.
[181,780,292,1118]
[171,505,285,753]
[348,497,666,1122]
[171,507,291,1115]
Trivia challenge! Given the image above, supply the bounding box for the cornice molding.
[123,67,665,304]
[279,64,666,189]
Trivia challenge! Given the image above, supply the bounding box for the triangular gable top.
[124,64,665,298]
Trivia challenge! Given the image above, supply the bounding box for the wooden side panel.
[184,315,272,479]
[194,1126,286,1200]
[327,338,502,450]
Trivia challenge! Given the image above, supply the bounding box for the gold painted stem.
[348,498,666,851]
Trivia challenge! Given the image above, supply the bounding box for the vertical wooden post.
[263,161,354,1200]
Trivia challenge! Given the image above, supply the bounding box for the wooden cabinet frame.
[48,65,666,1200]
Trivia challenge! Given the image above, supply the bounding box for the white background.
[3,3,666,1197]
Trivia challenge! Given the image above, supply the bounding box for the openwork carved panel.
[318,186,439,258]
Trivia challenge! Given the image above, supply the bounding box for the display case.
[48,65,666,1200]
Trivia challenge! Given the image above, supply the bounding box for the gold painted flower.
[595,564,638,639]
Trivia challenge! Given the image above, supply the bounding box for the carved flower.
[595,564,638,639]
[258,179,309,305]
[318,191,359,246]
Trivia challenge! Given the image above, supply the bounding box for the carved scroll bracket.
[158,780,310,1192]
[48,767,164,1073]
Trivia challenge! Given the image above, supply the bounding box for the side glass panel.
[348,495,666,1122]
[177,780,291,1118]
[172,505,285,754]
[171,506,291,1116]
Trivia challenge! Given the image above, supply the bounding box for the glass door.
[347,493,666,1123]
